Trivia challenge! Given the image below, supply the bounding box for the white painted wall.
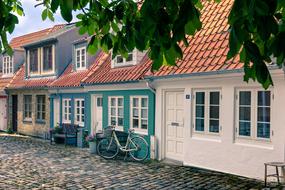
[154,70,285,179]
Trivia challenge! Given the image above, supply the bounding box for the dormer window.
[76,47,86,70]
[112,50,138,68]
[27,45,55,76]
[2,56,13,76]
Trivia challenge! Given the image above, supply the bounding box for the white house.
[150,0,285,179]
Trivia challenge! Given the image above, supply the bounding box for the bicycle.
[97,126,149,161]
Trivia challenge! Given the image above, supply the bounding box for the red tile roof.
[82,52,152,84]
[49,51,107,88]
[9,24,64,49]
[0,76,13,91]
[153,0,241,77]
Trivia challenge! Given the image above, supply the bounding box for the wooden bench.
[50,123,79,146]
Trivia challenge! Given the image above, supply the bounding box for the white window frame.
[111,50,137,68]
[75,47,87,70]
[74,98,85,126]
[62,98,71,123]
[36,95,46,121]
[108,96,124,131]
[27,45,55,76]
[23,95,32,121]
[193,89,221,136]
[235,88,272,141]
[130,96,148,135]
[2,56,13,76]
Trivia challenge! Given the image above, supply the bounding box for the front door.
[0,97,7,131]
[165,91,184,161]
[93,96,103,133]
[53,98,60,127]
[12,95,18,132]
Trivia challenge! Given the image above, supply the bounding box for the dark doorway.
[12,95,18,132]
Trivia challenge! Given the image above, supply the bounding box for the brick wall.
[8,89,50,139]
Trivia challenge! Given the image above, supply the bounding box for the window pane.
[196,92,205,104]
[81,49,86,67]
[126,53,133,62]
[210,92,220,105]
[81,100,85,107]
[43,46,52,71]
[209,120,219,133]
[133,108,138,117]
[111,98,116,106]
[133,119,139,128]
[116,55,123,63]
[195,119,204,131]
[209,106,219,119]
[141,119,148,129]
[118,117,123,126]
[133,98,139,107]
[258,91,270,106]
[239,91,251,105]
[195,105,204,118]
[239,107,251,121]
[257,123,270,138]
[97,97,102,107]
[118,108,123,117]
[111,108,116,116]
[141,98,148,108]
[239,122,251,136]
[258,107,270,122]
[141,109,148,118]
[111,117,116,125]
[30,49,38,72]
[118,98,123,106]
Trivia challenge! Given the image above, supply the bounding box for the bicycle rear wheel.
[97,138,119,159]
[129,136,149,161]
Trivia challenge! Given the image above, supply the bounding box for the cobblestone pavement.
[0,133,264,190]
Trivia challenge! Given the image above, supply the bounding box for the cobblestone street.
[0,133,263,189]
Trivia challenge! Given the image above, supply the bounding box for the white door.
[93,96,103,133]
[53,98,60,127]
[0,98,7,131]
[165,91,184,161]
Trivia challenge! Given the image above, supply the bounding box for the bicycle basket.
[103,126,114,137]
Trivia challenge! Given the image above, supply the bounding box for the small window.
[130,96,148,133]
[29,49,39,73]
[109,97,124,128]
[62,99,71,123]
[75,47,86,70]
[2,56,13,76]
[75,99,85,126]
[236,89,271,140]
[24,95,32,120]
[193,90,221,134]
[43,45,53,72]
[113,52,134,67]
[97,97,103,107]
[36,95,46,121]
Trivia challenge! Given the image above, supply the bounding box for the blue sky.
[8,0,79,41]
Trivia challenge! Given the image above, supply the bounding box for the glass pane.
[118,98,123,106]
[239,121,251,136]
[118,117,123,126]
[82,100,85,107]
[97,97,102,107]
[239,91,251,105]
[133,108,139,117]
[239,107,251,121]
[111,108,116,116]
[209,106,219,119]
[195,105,204,118]
[133,98,139,107]
[209,120,219,133]
[210,91,220,105]
[111,117,116,125]
[126,53,133,62]
[141,98,148,108]
[141,119,148,129]
[42,112,45,120]
[258,91,270,106]
[195,119,204,131]
[257,107,270,122]
[116,55,123,63]
[196,92,205,104]
[133,119,139,128]
[77,101,80,107]
[257,123,270,138]
[77,115,80,121]
[82,115,85,122]
[141,109,148,118]
[118,108,123,117]
[111,98,116,106]
[82,108,84,115]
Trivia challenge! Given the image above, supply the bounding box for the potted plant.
[50,125,64,144]
[86,134,97,154]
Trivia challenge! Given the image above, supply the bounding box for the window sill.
[132,129,148,136]
[35,120,46,124]
[191,134,221,143]
[235,137,272,149]
[114,126,124,132]
[23,119,32,124]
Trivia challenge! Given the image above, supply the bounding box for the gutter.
[145,80,156,94]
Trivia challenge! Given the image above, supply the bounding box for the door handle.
[171,122,179,126]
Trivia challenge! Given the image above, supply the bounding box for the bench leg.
[264,164,267,187]
[276,166,280,185]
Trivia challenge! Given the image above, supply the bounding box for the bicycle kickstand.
[124,152,128,161]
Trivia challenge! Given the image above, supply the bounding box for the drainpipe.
[145,80,156,94]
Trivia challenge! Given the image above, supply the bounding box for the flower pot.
[89,142,97,154]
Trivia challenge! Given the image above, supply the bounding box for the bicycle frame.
[109,130,138,152]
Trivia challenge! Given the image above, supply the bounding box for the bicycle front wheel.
[129,136,149,161]
[97,138,119,159]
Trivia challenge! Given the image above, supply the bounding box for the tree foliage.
[1,0,285,89]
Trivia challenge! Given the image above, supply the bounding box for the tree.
[0,0,284,89]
